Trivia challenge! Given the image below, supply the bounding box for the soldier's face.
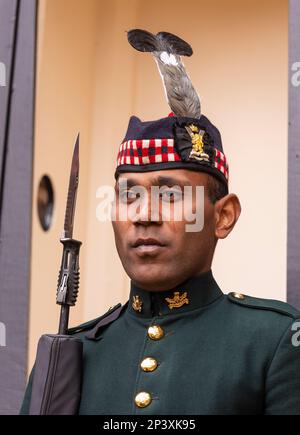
[112,169,218,291]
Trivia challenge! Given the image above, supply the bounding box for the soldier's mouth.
[131,238,166,256]
[132,237,165,247]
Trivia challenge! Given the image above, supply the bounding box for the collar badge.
[165,291,189,309]
[132,295,143,313]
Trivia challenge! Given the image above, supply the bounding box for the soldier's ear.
[214,193,241,239]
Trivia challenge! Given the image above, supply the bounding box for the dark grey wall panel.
[288,0,300,309]
[0,0,37,414]
[0,0,19,200]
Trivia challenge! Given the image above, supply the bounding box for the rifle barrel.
[58,305,70,335]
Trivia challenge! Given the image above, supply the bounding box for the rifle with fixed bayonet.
[56,133,81,334]
[29,135,83,415]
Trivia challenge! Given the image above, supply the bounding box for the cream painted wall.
[29,0,99,370]
[29,0,288,369]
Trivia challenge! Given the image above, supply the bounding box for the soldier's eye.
[160,189,182,203]
[119,190,140,203]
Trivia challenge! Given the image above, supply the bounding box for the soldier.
[21,29,300,415]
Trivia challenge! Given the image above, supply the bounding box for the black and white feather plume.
[127,29,201,119]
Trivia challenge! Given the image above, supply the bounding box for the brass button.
[232,292,245,300]
[148,325,164,340]
[135,391,152,408]
[141,357,158,372]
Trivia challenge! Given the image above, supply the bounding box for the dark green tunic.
[20,270,300,415]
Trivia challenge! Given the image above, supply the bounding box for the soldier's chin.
[126,264,177,292]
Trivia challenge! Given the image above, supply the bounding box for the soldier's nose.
[131,192,162,226]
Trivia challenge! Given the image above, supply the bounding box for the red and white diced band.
[117,138,229,181]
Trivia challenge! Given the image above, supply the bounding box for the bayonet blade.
[62,133,79,239]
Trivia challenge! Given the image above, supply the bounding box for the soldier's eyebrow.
[115,175,192,190]
[115,178,138,190]
[152,176,192,187]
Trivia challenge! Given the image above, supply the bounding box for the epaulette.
[68,303,123,335]
[227,292,300,320]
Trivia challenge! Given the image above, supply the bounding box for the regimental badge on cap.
[165,291,189,309]
[186,124,210,162]
[132,295,143,312]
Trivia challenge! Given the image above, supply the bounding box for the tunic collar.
[127,269,223,318]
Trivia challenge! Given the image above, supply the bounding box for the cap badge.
[186,124,210,162]
[165,291,189,309]
[132,295,143,312]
